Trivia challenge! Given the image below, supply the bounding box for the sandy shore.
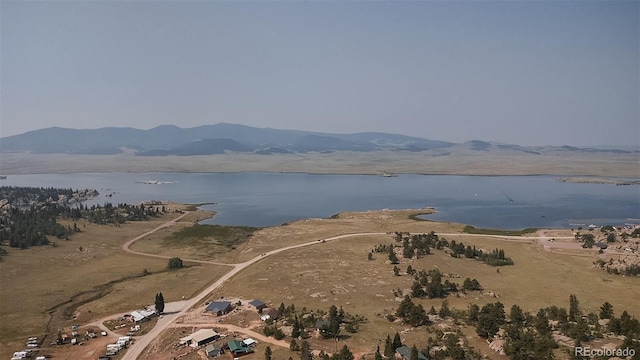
[1,151,639,177]
[556,177,640,185]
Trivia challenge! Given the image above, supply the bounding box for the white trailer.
[118,336,131,343]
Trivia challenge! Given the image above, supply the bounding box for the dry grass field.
[0,205,226,359]
[1,202,638,359]
[201,211,640,358]
[212,233,639,344]
[2,150,639,177]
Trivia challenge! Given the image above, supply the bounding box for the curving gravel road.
[117,213,569,359]
[119,212,385,359]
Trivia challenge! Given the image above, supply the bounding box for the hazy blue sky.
[1,1,638,147]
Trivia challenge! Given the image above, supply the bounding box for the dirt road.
[121,228,387,359]
[121,211,235,266]
[118,214,578,359]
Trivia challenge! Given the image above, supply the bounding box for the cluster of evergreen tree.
[263,303,366,342]
[393,231,514,266]
[1,186,165,249]
[155,292,165,314]
[388,289,640,359]
[410,269,458,299]
[462,277,482,291]
[575,232,596,248]
[427,329,479,360]
[286,341,354,360]
[394,231,447,259]
[503,305,558,360]
[372,243,392,253]
[396,266,482,300]
[0,205,79,248]
[396,296,429,326]
[466,295,640,360]
[380,332,405,358]
[63,202,162,225]
[0,186,77,206]
[594,258,640,276]
[447,240,514,266]
[167,257,184,270]
[599,225,637,243]
[399,295,638,360]
[465,301,559,359]
[378,329,478,360]
[318,305,343,339]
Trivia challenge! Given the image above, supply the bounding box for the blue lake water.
[1,173,638,229]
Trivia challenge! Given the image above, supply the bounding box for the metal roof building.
[179,329,219,348]
[206,301,233,316]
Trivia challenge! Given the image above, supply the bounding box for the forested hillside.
[0,187,164,251]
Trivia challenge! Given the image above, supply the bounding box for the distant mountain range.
[0,123,635,155]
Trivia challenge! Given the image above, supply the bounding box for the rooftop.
[396,346,428,360]
[249,299,266,308]
[191,329,219,343]
[206,301,232,312]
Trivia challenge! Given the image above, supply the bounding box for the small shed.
[315,319,329,330]
[206,301,233,316]
[395,346,428,360]
[249,299,267,311]
[205,344,223,357]
[243,338,257,347]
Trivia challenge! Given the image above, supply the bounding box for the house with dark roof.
[260,308,279,321]
[395,346,428,360]
[206,301,233,316]
[249,299,267,311]
[315,319,329,330]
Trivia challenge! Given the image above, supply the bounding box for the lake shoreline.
[556,177,640,185]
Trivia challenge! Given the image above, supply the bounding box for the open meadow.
[0,204,227,359]
[1,203,639,359]
[208,212,640,357]
[2,150,639,177]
